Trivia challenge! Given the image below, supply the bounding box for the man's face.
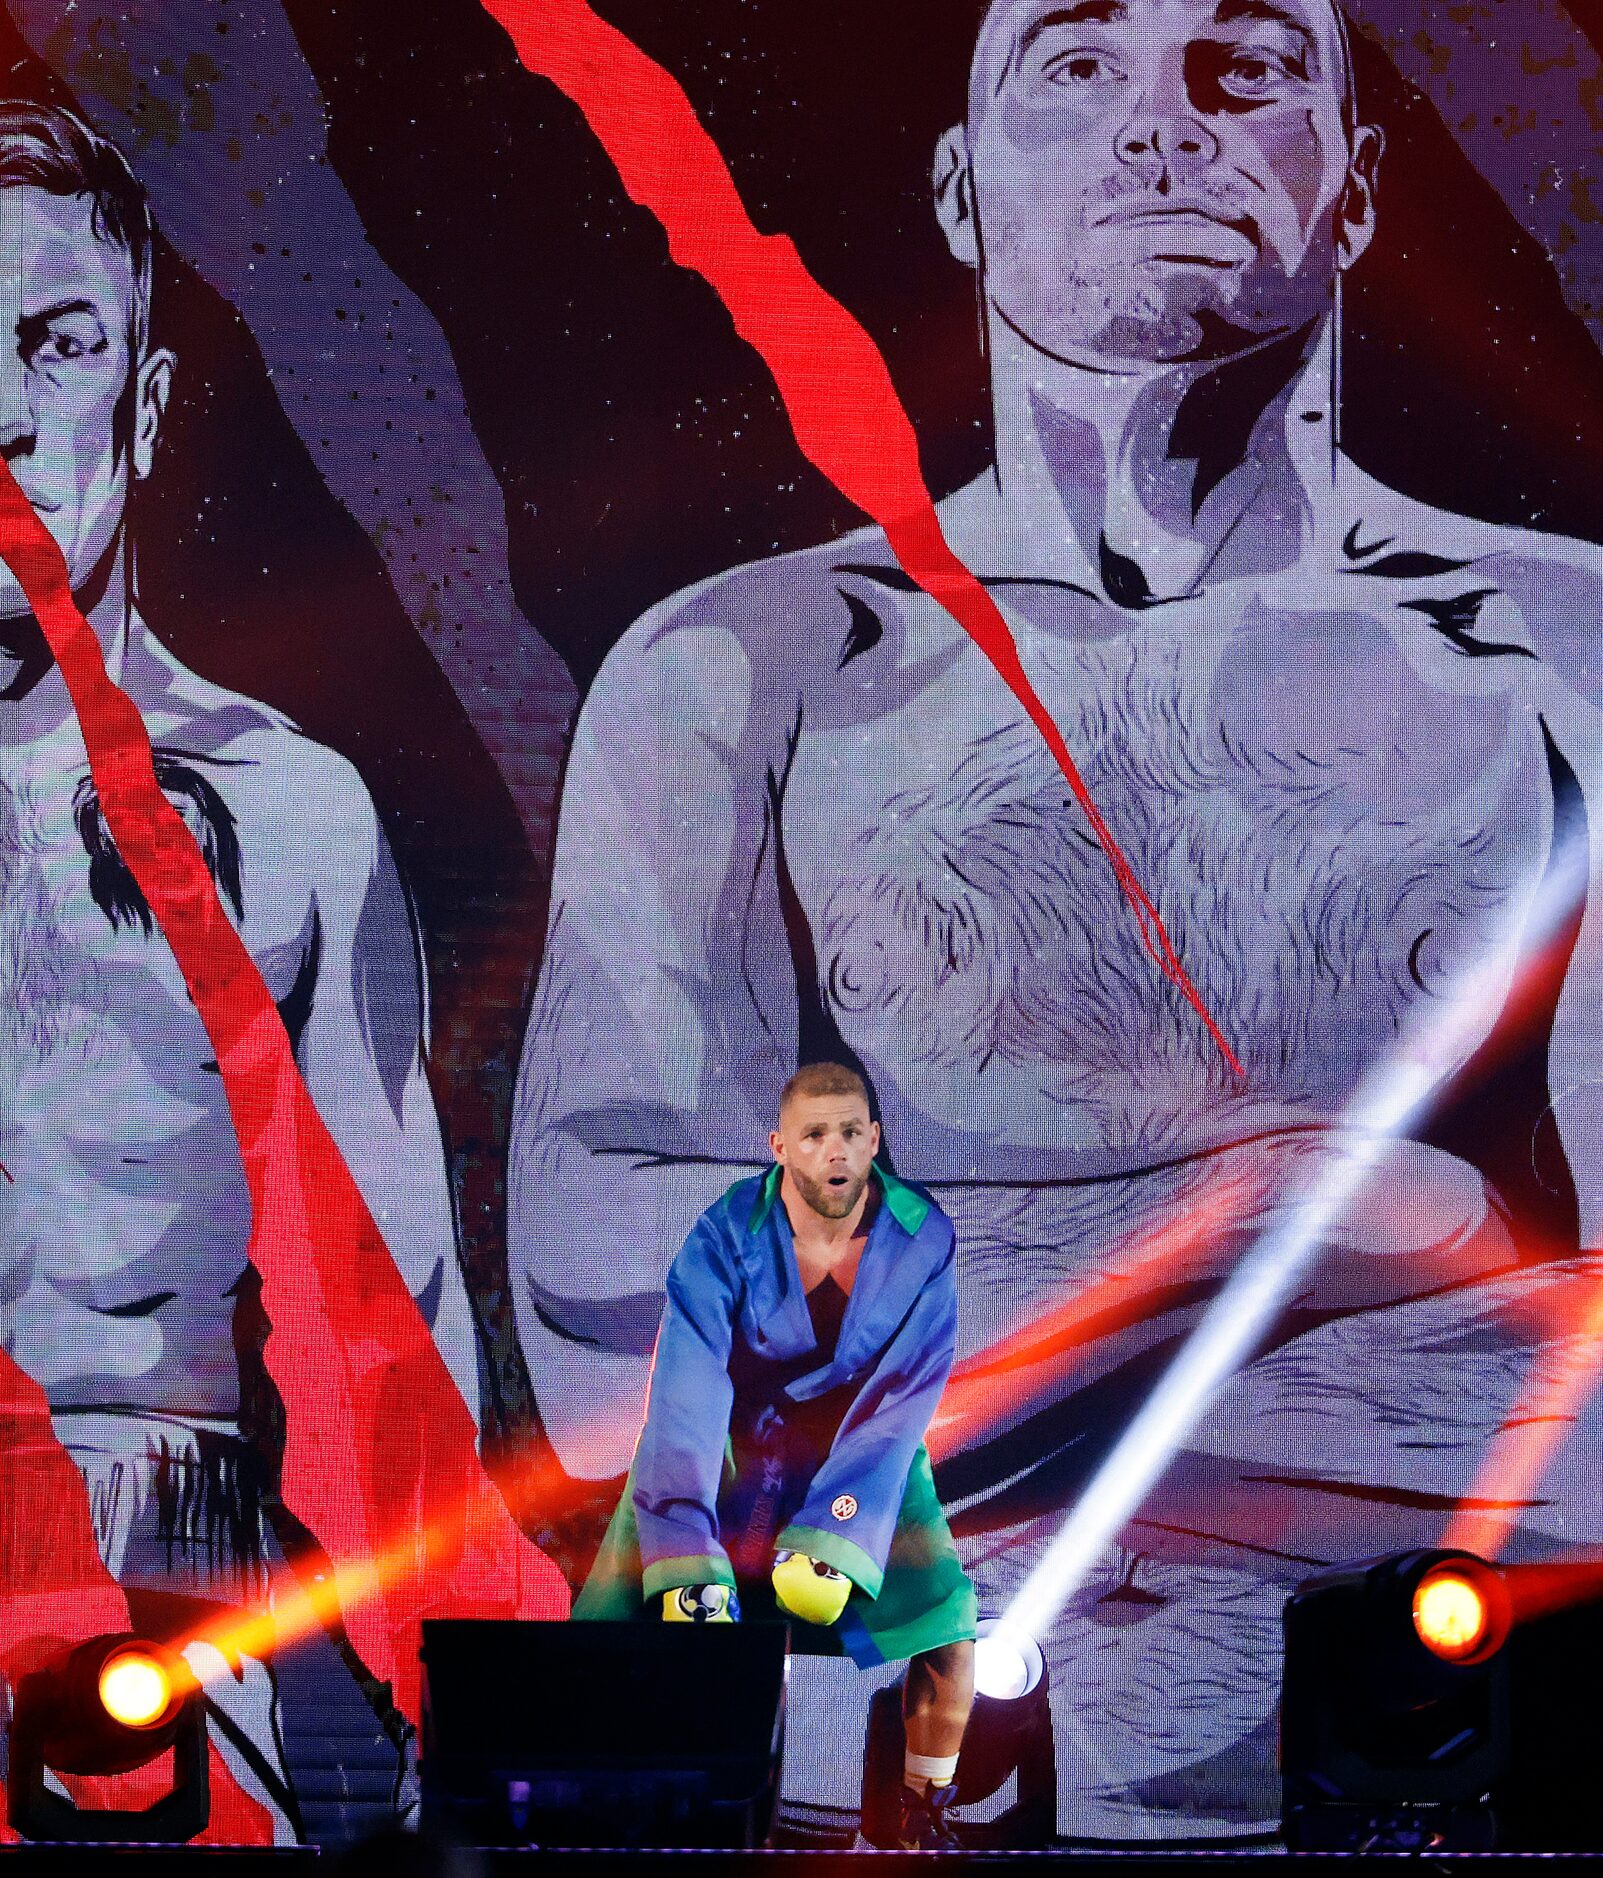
[771,1093,881,1222]
[0,186,170,633]
[941,0,1379,366]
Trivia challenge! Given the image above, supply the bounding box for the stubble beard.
[995,210,1324,365]
[1064,240,1336,365]
[791,1164,871,1222]
[1050,263,1256,364]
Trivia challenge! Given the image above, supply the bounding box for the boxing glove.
[771,1549,851,1626]
[661,1584,739,1623]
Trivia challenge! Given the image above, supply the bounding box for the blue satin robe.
[631,1163,957,1602]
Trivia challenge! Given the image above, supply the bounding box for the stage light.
[7,1633,208,1843]
[98,1648,177,1730]
[973,1621,1043,1702]
[1281,1551,1511,1852]
[1414,1564,1503,1664]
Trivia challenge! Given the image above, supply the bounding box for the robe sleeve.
[631,1211,741,1599]
[778,1216,957,1599]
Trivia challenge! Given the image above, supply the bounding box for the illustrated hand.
[661,1584,739,1623]
[771,1549,851,1626]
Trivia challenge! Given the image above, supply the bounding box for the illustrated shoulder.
[1331,463,1603,701]
[1334,462,1603,591]
[140,650,383,875]
[589,522,907,724]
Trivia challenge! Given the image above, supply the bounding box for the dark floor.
[4,1847,1603,1873]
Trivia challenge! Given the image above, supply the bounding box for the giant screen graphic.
[0,0,1599,1846]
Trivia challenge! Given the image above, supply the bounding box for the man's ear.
[132,347,176,482]
[934,125,980,270]
[770,1128,786,1164]
[1334,124,1382,273]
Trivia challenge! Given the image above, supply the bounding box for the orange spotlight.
[8,1633,209,1843]
[98,1647,179,1731]
[1413,1564,1499,1662]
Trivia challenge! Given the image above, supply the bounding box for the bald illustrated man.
[510,0,1603,1836]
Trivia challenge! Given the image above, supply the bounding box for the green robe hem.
[776,1524,883,1600]
[574,1444,976,1668]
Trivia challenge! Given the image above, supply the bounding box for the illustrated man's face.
[771,1092,881,1222]
[936,0,1381,366]
[0,185,172,631]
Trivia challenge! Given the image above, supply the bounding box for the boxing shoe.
[897,1780,962,1851]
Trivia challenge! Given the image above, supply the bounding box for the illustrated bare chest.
[781,595,1551,1141]
[0,727,330,1406]
[0,748,313,1142]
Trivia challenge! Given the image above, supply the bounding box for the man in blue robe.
[576,1062,977,1849]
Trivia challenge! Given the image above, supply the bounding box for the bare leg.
[903,1639,976,1775]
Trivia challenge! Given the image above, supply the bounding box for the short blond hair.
[778,1061,869,1117]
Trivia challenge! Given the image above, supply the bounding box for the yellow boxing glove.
[662,1584,739,1623]
[771,1549,851,1626]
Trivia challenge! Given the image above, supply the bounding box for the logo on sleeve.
[830,1494,858,1522]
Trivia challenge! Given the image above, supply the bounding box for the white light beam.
[1001,822,1587,1646]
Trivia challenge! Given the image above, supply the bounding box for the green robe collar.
[746,1161,930,1239]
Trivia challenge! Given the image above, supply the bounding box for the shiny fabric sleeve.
[631,1213,742,1599]
[780,1217,958,1599]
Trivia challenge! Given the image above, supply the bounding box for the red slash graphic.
[480,0,1242,1078]
[0,470,568,1730]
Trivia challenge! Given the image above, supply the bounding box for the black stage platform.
[2,1848,1602,1872]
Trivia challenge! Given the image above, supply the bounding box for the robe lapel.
[784,1180,940,1403]
[740,1163,940,1398]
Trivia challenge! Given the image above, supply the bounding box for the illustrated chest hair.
[0,750,318,1061]
[792,626,1547,1084]
[74,751,246,937]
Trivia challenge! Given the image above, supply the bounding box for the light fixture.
[7,1633,208,1843]
[972,1620,1044,1702]
[1281,1551,1510,1852]
[862,1618,1054,1849]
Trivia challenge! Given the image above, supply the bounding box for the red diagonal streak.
[481,0,1241,1076]
[0,470,568,1729]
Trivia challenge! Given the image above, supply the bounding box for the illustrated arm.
[779,1223,959,1597]
[507,596,795,1477]
[631,1219,742,1597]
[1531,638,1603,1246]
[294,755,479,1424]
